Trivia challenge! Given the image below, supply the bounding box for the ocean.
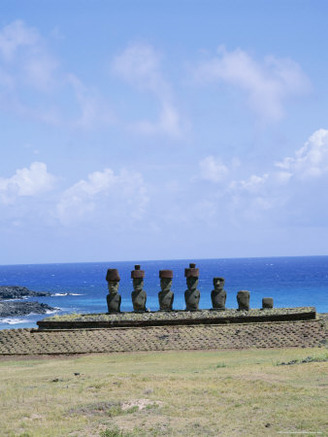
[0,256,327,330]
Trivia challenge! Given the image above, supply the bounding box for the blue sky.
[1,0,328,264]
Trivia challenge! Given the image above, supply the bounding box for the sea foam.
[52,293,83,297]
[0,318,29,325]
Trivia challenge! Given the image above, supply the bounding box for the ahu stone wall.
[0,318,327,355]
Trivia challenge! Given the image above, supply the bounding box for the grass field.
[1,348,328,436]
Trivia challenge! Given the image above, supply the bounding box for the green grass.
[0,348,328,436]
[275,351,328,366]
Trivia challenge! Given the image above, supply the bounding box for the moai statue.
[211,277,227,310]
[158,270,174,311]
[131,264,147,312]
[237,290,250,311]
[262,297,274,309]
[106,269,121,313]
[184,263,200,311]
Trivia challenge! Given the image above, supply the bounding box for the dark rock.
[0,285,50,300]
[144,388,153,394]
[0,301,55,317]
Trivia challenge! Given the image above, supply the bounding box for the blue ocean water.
[0,256,327,330]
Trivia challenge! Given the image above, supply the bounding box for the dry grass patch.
[0,348,327,436]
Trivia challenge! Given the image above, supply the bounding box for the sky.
[1,0,328,265]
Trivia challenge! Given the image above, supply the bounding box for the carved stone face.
[213,278,224,290]
[133,278,144,291]
[107,281,119,294]
[186,276,198,291]
[160,278,172,292]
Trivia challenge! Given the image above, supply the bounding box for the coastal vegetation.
[1,348,327,436]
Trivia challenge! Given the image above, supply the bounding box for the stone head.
[133,277,144,291]
[186,276,198,290]
[106,268,120,294]
[185,263,199,290]
[131,264,145,291]
[159,269,173,292]
[213,277,225,290]
[107,281,119,294]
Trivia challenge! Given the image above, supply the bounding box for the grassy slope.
[0,348,328,436]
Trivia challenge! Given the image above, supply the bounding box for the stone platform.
[0,318,327,355]
[37,307,316,330]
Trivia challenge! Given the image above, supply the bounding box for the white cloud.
[57,167,148,225]
[23,52,58,91]
[0,20,58,91]
[0,66,14,88]
[67,74,115,129]
[196,46,310,121]
[132,102,182,137]
[112,42,184,137]
[199,155,229,182]
[0,20,115,129]
[0,20,39,61]
[0,162,56,204]
[112,42,168,97]
[0,20,63,127]
[232,173,269,193]
[275,129,328,178]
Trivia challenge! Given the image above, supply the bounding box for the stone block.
[262,297,274,309]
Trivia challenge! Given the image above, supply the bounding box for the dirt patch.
[121,399,162,410]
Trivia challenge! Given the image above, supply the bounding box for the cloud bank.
[197,128,328,225]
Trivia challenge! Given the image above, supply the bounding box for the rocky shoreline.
[0,301,55,318]
[0,286,51,299]
[0,286,55,318]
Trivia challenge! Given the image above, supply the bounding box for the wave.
[0,318,29,325]
[2,297,28,302]
[26,308,61,317]
[52,293,83,297]
[45,308,60,314]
